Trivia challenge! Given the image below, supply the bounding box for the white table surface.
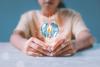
[0,42,100,67]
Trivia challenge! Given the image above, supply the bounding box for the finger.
[61,44,76,56]
[32,37,48,49]
[60,49,75,56]
[27,51,43,57]
[53,42,72,56]
[52,41,70,54]
[57,43,75,56]
[52,39,65,51]
[63,50,75,56]
[52,43,69,55]
[27,46,45,56]
[26,46,40,55]
[30,42,49,56]
[27,46,37,53]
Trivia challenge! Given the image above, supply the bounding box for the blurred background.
[0,0,100,42]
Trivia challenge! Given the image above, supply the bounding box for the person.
[10,0,95,57]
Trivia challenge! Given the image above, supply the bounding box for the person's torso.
[29,9,74,46]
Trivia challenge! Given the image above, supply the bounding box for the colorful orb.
[41,22,59,38]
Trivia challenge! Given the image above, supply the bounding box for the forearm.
[10,33,46,51]
[74,38,94,52]
[73,32,95,51]
[10,34,27,51]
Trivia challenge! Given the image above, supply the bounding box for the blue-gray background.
[0,0,100,42]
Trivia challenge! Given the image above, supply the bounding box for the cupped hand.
[50,39,77,56]
[23,37,50,56]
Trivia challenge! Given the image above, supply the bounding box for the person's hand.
[23,37,50,57]
[50,39,77,56]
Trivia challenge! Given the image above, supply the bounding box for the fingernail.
[47,53,51,56]
[27,51,33,55]
[39,54,43,56]
[43,47,46,50]
[47,47,52,52]
[64,54,71,56]
[49,53,53,56]
[61,44,66,48]
[51,47,54,51]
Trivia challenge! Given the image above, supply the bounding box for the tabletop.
[0,42,100,67]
